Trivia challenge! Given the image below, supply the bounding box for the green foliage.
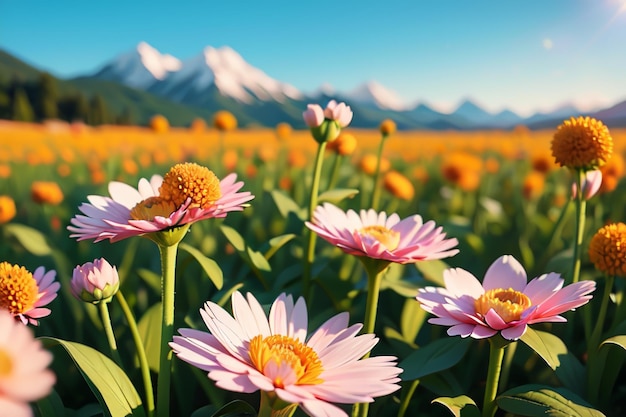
[11,86,35,121]
[496,385,605,417]
[41,337,145,417]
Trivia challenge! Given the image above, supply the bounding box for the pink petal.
[483,255,527,291]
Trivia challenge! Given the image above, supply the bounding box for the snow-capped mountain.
[92,42,181,89]
[345,81,409,111]
[153,46,303,104]
[79,42,623,129]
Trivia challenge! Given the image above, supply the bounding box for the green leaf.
[520,328,585,394]
[263,233,296,260]
[180,242,224,289]
[496,384,605,417]
[246,246,271,272]
[414,259,450,286]
[220,224,246,251]
[400,298,427,345]
[400,337,471,381]
[601,335,626,350]
[136,268,161,293]
[317,188,359,204]
[432,395,481,417]
[34,389,66,417]
[520,328,567,370]
[41,337,145,417]
[3,223,52,255]
[137,302,162,372]
[270,189,306,220]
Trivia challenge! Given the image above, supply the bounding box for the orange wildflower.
[222,149,239,171]
[0,196,16,224]
[522,172,545,200]
[379,119,397,137]
[383,171,415,201]
[327,133,357,156]
[360,154,390,176]
[275,122,292,140]
[150,114,170,133]
[31,181,64,205]
[588,222,626,276]
[213,111,237,131]
[190,117,207,133]
[551,116,613,170]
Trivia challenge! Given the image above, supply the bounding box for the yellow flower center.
[475,288,531,323]
[360,225,401,251]
[129,196,177,221]
[159,163,221,209]
[0,348,13,376]
[0,262,38,315]
[588,222,626,276]
[249,334,324,388]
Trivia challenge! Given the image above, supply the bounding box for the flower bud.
[572,170,602,200]
[324,100,353,128]
[71,258,120,304]
[302,104,324,128]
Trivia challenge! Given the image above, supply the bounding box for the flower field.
[1,109,626,417]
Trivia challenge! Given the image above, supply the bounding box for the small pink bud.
[324,100,353,128]
[302,104,324,127]
[572,170,603,200]
[71,258,120,304]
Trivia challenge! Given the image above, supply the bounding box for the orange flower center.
[0,262,38,315]
[129,196,177,221]
[475,288,531,323]
[249,334,324,388]
[159,163,221,209]
[0,348,13,376]
[360,225,401,251]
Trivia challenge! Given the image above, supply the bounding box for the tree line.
[0,72,135,125]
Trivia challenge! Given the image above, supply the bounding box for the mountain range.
[2,42,626,129]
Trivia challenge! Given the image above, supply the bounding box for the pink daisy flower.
[0,310,56,416]
[0,262,59,326]
[416,255,596,340]
[68,163,253,243]
[170,291,402,417]
[305,202,459,264]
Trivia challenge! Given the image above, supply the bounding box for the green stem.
[327,153,342,190]
[258,391,298,417]
[354,260,388,417]
[498,341,517,392]
[370,135,387,210]
[537,199,572,270]
[116,290,155,417]
[397,380,420,417]
[98,301,123,368]
[571,169,587,284]
[156,243,179,417]
[303,141,328,302]
[482,339,506,417]
[587,274,615,403]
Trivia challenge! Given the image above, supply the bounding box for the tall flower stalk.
[369,119,396,210]
[301,100,353,302]
[154,237,184,417]
[116,290,155,417]
[551,116,613,283]
[482,338,507,417]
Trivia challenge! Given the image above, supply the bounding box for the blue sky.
[2,0,625,116]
